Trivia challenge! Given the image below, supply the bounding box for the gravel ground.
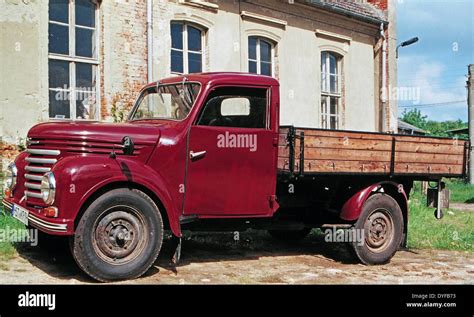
[0,230,472,284]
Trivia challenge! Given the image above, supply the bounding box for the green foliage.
[17,138,26,151]
[0,212,26,261]
[400,109,468,138]
[446,180,474,203]
[408,182,473,251]
[110,103,127,123]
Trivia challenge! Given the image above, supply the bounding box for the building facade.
[0,0,397,167]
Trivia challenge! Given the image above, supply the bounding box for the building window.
[248,37,274,76]
[321,51,342,129]
[48,0,99,120]
[171,22,204,74]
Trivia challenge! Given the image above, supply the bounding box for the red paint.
[184,126,277,217]
[340,181,408,221]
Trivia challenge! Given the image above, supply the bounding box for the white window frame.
[48,0,100,120]
[248,37,275,77]
[170,21,205,74]
[321,51,342,129]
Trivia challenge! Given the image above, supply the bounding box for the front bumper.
[2,197,71,235]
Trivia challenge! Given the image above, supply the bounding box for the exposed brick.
[367,0,388,11]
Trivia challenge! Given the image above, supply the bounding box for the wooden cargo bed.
[278,126,470,178]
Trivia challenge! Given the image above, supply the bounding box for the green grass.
[0,185,27,261]
[0,208,26,261]
[446,181,474,203]
[408,183,473,251]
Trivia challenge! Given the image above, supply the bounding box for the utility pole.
[468,64,474,184]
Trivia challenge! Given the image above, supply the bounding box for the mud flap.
[171,236,182,265]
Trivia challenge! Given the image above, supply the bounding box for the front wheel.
[71,188,164,282]
[351,194,404,265]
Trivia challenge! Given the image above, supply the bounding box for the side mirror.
[122,136,135,155]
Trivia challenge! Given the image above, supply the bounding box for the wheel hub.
[365,209,394,252]
[93,207,148,265]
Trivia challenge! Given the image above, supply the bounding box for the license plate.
[12,204,29,226]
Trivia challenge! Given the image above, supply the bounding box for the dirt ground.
[450,203,474,212]
[0,230,473,284]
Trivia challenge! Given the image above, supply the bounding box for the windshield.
[130,83,200,120]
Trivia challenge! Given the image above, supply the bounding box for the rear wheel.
[71,188,163,282]
[268,228,312,242]
[351,194,403,265]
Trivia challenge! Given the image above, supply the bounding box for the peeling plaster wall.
[100,0,148,122]
[1,0,48,145]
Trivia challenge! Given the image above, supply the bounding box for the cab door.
[183,86,278,216]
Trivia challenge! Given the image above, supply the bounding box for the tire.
[71,188,164,282]
[351,194,404,265]
[268,228,312,242]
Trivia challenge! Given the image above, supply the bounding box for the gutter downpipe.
[380,23,388,132]
[147,0,153,83]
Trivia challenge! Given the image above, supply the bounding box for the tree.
[400,109,468,138]
[400,109,427,129]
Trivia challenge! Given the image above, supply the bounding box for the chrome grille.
[24,148,60,201]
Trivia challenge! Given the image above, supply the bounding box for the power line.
[399,100,467,108]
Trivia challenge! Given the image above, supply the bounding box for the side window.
[197,87,268,129]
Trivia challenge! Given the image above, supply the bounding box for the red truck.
[3,73,470,281]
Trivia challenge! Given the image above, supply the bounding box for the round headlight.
[40,172,56,205]
[6,162,18,190]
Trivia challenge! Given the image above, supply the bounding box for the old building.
[0,0,397,169]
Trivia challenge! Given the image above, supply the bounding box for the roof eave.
[301,1,388,26]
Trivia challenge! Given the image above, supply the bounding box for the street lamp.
[396,37,419,58]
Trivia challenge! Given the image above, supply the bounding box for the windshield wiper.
[156,80,164,103]
[181,77,194,107]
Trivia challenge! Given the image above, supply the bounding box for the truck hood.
[28,121,161,145]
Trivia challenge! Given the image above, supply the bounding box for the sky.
[397,0,474,122]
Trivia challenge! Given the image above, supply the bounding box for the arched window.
[48,0,99,120]
[171,22,205,74]
[321,51,342,129]
[248,37,274,76]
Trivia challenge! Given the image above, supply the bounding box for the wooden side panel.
[393,137,466,175]
[295,128,392,174]
[278,127,468,177]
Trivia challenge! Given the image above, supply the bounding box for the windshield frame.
[128,81,202,122]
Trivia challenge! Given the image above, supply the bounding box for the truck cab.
[3,73,282,281]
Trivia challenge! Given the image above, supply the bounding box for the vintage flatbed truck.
[2,73,470,281]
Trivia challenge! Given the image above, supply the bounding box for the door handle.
[189,150,206,160]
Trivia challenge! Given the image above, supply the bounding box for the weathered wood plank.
[394,163,464,175]
[302,160,390,174]
[395,141,465,155]
[302,148,392,162]
[395,152,464,165]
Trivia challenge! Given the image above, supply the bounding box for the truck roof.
[145,72,280,89]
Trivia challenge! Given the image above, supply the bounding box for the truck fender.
[52,156,182,237]
[339,181,408,222]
